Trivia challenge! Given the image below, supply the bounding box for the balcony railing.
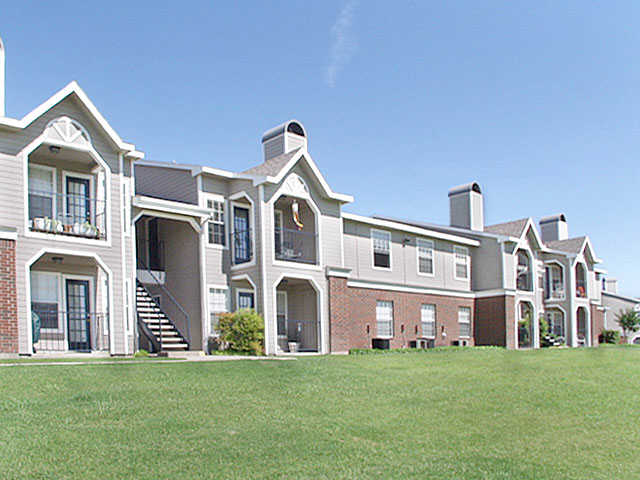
[545,280,565,300]
[28,190,106,240]
[275,227,317,265]
[232,229,252,265]
[31,306,109,352]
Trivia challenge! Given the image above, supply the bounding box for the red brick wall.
[328,276,475,352]
[474,295,516,348]
[0,239,18,353]
[591,304,604,346]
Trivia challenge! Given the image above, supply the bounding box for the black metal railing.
[545,279,565,300]
[279,319,319,352]
[28,190,106,240]
[232,229,252,265]
[274,227,317,264]
[30,307,109,353]
[136,260,191,350]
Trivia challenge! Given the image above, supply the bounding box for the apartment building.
[600,278,640,344]
[0,35,608,356]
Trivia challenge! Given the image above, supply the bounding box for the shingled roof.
[484,218,529,237]
[242,148,301,177]
[545,236,587,254]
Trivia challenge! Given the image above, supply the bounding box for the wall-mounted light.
[49,145,61,154]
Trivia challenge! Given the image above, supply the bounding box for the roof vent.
[261,120,307,161]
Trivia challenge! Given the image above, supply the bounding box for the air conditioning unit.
[372,338,390,350]
[459,339,469,347]
[416,338,435,349]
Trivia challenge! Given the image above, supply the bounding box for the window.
[544,264,564,300]
[28,165,56,222]
[546,310,565,338]
[372,230,391,269]
[458,306,471,338]
[277,291,287,337]
[417,239,434,275]
[454,246,469,280]
[209,287,229,334]
[376,300,394,338]
[30,272,60,331]
[421,304,436,338]
[206,198,226,246]
[516,251,532,291]
[575,263,587,298]
[237,290,255,310]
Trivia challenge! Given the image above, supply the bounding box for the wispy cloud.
[325,0,358,88]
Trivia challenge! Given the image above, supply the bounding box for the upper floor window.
[372,229,391,269]
[376,300,394,338]
[421,304,436,338]
[544,264,564,300]
[454,246,469,280]
[206,198,226,247]
[417,239,434,276]
[575,263,587,298]
[458,306,471,338]
[516,251,533,291]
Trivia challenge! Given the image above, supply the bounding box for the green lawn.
[1,347,639,479]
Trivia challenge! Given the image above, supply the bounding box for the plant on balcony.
[217,309,264,355]
[616,309,640,342]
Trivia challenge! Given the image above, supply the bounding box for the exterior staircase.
[136,282,189,351]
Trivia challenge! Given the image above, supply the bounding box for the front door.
[233,206,251,264]
[66,279,91,351]
[66,176,91,225]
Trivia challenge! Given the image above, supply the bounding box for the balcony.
[28,190,106,240]
[232,229,253,265]
[576,280,587,298]
[31,307,109,352]
[275,227,317,265]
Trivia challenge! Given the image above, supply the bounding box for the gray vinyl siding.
[134,165,198,205]
[0,95,130,354]
[342,219,472,292]
[602,292,640,340]
[263,135,285,160]
[201,175,229,197]
[469,237,502,291]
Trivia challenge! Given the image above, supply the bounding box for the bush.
[134,349,150,358]
[599,329,621,344]
[349,346,504,355]
[217,309,264,355]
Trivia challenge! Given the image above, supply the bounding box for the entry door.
[233,206,251,264]
[66,279,91,351]
[66,176,91,224]
[238,291,254,310]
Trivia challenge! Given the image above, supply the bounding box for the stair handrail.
[136,311,162,353]
[136,259,191,349]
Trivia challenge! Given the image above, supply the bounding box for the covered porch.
[274,276,321,353]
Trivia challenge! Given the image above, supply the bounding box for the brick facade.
[474,295,516,348]
[328,275,475,352]
[590,304,604,347]
[0,239,18,353]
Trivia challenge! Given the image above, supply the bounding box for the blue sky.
[2,1,638,294]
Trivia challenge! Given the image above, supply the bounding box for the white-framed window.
[30,271,61,332]
[421,304,436,339]
[28,164,57,223]
[546,310,565,338]
[376,300,394,338]
[277,291,287,337]
[372,229,391,269]
[417,239,434,276]
[454,246,469,280]
[544,263,565,300]
[208,287,229,335]
[204,195,226,247]
[516,250,532,291]
[458,306,471,338]
[121,178,131,236]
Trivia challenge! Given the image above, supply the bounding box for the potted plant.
[72,222,83,235]
[33,217,46,231]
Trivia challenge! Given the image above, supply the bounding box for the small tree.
[616,309,640,342]
[218,309,264,355]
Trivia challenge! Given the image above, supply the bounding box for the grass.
[1,347,639,479]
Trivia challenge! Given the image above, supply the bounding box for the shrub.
[616,309,640,341]
[599,329,621,344]
[134,349,150,358]
[217,309,264,355]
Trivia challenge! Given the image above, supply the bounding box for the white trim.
[543,260,566,301]
[206,284,230,337]
[62,273,95,352]
[259,185,269,351]
[574,261,589,299]
[274,209,283,255]
[30,271,64,334]
[514,247,535,293]
[271,272,326,354]
[236,288,256,310]
[0,229,17,241]
[545,306,567,344]
[515,300,537,349]
[28,163,58,221]
[231,273,257,291]
[201,192,228,250]
[121,177,131,237]
[276,290,288,340]
[375,300,394,339]
[343,213,480,247]
[229,191,256,270]
[474,288,516,298]
[457,305,472,339]
[346,279,476,299]
[576,305,591,347]
[25,248,114,355]
[132,195,210,219]
[420,303,437,339]
[197,176,210,350]
[325,266,352,278]
[371,228,392,271]
[0,81,142,156]
[416,238,435,277]
[453,246,469,281]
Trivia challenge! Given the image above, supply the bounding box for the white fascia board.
[347,279,476,298]
[342,213,480,247]
[521,218,544,250]
[0,81,141,155]
[133,195,211,218]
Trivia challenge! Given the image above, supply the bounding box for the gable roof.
[545,236,587,254]
[241,149,301,176]
[485,218,529,237]
[0,81,143,158]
